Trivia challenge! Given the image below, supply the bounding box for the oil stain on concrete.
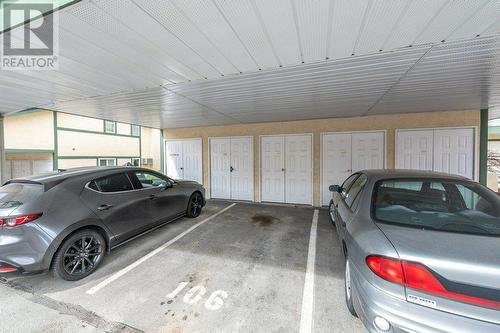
[250,214,279,227]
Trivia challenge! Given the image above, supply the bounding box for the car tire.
[344,257,358,317]
[328,200,336,225]
[52,229,105,281]
[186,192,203,218]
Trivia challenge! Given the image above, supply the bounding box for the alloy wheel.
[329,202,335,222]
[63,236,103,276]
[190,194,202,216]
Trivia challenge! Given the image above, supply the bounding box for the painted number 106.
[167,282,228,311]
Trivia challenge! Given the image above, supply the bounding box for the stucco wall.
[58,158,97,169]
[58,130,140,157]
[4,111,54,150]
[164,110,480,206]
[117,123,131,136]
[57,113,103,132]
[141,127,162,171]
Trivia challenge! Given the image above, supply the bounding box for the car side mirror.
[159,182,171,190]
[329,185,342,193]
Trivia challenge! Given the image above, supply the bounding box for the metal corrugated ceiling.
[1,0,500,128]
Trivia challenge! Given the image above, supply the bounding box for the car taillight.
[0,265,17,273]
[0,213,42,227]
[366,255,404,284]
[366,255,500,310]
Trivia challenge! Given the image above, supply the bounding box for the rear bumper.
[351,264,500,333]
[0,223,54,274]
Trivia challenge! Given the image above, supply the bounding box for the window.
[88,180,99,191]
[134,171,170,188]
[93,173,133,192]
[131,125,140,137]
[0,182,44,209]
[99,158,116,167]
[341,173,360,199]
[104,120,116,133]
[373,179,500,236]
[345,174,367,210]
[131,158,140,167]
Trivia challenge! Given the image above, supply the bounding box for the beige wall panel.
[141,127,162,171]
[117,158,131,165]
[117,123,131,135]
[58,131,140,157]
[4,111,54,150]
[165,110,480,206]
[6,153,52,160]
[58,159,97,169]
[57,113,103,132]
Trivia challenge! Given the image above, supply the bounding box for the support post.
[53,111,58,170]
[160,129,165,174]
[0,115,6,184]
[479,108,488,185]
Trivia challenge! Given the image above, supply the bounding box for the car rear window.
[372,179,500,236]
[0,182,44,208]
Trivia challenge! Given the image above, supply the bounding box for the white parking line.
[86,203,237,295]
[299,209,319,333]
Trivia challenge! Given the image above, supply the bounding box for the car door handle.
[97,204,113,211]
[149,194,157,200]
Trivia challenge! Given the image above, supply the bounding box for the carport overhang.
[0,0,499,184]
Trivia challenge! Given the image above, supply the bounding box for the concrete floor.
[0,200,365,333]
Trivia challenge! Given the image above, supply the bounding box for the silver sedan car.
[328,170,500,333]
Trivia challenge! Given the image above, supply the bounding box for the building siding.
[3,110,162,179]
[4,111,54,150]
[57,130,140,157]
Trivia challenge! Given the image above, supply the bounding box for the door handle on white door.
[281,168,286,172]
[230,166,234,172]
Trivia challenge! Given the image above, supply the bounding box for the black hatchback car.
[0,167,205,280]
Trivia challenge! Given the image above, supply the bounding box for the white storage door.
[166,139,202,183]
[210,138,231,199]
[285,135,312,205]
[321,133,352,206]
[261,136,285,203]
[183,139,203,184]
[352,132,385,172]
[433,128,474,179]
[396,130,433,171]
[33,160,53,175]
[12,160,30,179]
[166,141,184,179]
[230,137,253,201]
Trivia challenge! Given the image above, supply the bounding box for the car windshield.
[0,182,44,209]
[372,179,500,236]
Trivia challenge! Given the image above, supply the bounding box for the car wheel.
[52,230,105,281]
[186,192,203,218]
[345,257,358,317]
[328,200,336,225]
